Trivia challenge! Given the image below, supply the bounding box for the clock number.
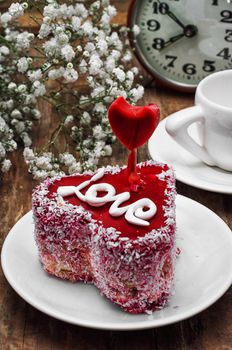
[152,38,165,50]
[153,2,169,15]
[165,55,177,68]
[225,29,232,42]
[216,48,231,59]
[182,63,196,75]
[220,11,232,23]
[202,60,216,73]
[147,19,160,31]
[212,0,218,5]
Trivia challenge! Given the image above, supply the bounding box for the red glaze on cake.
[32,160,176,314]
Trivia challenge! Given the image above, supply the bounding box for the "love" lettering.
[57,169,157,226]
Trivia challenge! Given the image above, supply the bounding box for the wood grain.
[0,1,232,350]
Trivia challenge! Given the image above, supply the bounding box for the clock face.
[129,0,232,91]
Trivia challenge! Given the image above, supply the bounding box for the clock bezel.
[128,0,199,93]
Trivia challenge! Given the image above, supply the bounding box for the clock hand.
[157,0,198,38]
[166,10,186,30]
[157,0,186,29]
[162,33,185,48]
[156,0,199,40]
[160,25,198,51]
[158,24,198,52]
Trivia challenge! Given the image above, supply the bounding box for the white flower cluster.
[24,148,64,180]
[0,2,27,26]
[0,0,144,180]
[0,21,41,175]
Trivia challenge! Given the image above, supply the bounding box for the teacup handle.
[165,106,215,166]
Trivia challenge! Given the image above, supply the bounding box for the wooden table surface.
[0,1,232,349]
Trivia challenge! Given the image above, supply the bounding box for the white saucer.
[1,195,232,330]
[148,118,232,194]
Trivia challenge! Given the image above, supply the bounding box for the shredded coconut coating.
[32,160,176,314]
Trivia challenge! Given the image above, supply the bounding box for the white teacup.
[165,70,232,172]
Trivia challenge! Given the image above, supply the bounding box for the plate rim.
[148,119,232,194]
[1,196,232,331]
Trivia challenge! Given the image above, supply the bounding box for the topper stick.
[108,96,160,190]
[127,148,137,175]
[128,149,141,191]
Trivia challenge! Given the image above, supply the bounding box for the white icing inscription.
[57,169,157,226]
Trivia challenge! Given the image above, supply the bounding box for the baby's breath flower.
[35,155,53,170]
[103,145,112,156]
[22,3,28,10]
[93,124,105,140]
[130,85,144,102]
[23,147,35,161]
[64,115,74,127]
[8,3,24,18]
[72,17,81,31]
[48,67,65,80]
[21,132,32,147]
[32,81,46,97]
[131,66,139,75]
[63,67,78,82]
[0,46,10,56]
[61,44,75,61]
[17,57,29,73]
[39,23,51,38]
[122,51,132,62]
[0,142,6,158]
[132,24,140,36]
[8,82,17,90]
[33,169,48,180]
[11,109,22,119]
[113,67,126,82]
[81,20,93,36]
[68,162,82,174]
[17,84,27,93]
[59,152,76,166]
[27,69,42,82]
[1,159,11,172]
[31,109,41,119]
[1,13,12,26]
[80,111,91,125]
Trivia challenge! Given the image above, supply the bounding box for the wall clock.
[128,0,232,92]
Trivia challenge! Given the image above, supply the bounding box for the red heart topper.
[108,96,160,150]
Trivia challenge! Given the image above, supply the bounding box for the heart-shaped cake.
[32,161,176,314]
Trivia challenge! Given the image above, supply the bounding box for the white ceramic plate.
[1,195,232,330]
[148,118,232,194]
